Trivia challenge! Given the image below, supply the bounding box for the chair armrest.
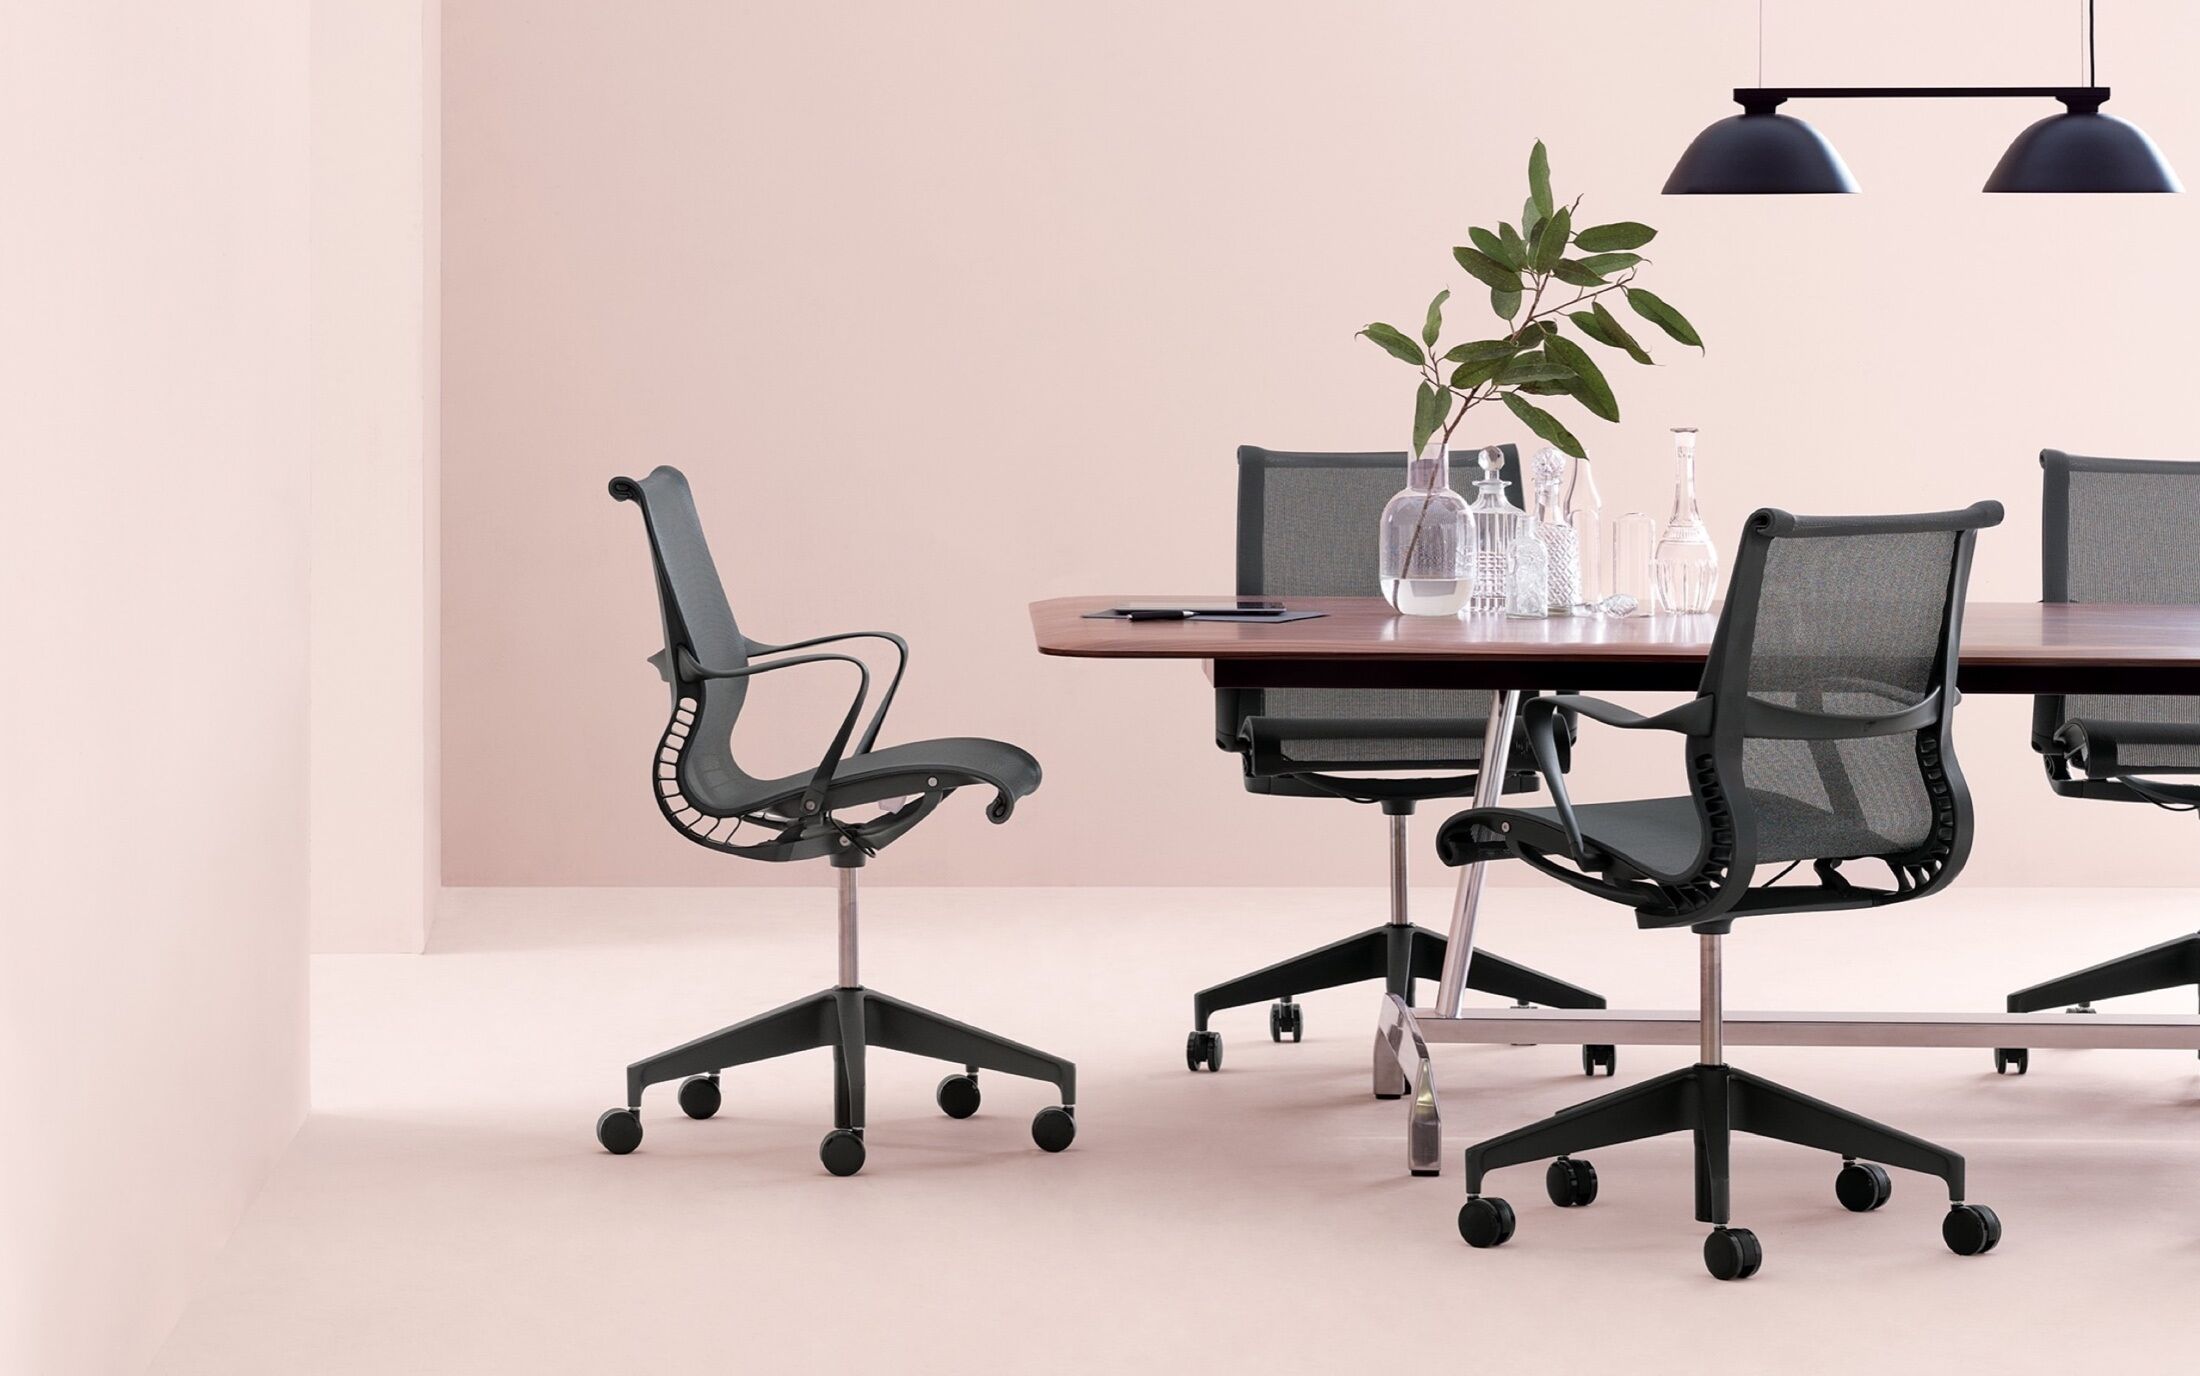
[746,630,910,755]
[2053,718,2200,779]
[679,649,872,819]
[1520,694,1712,860]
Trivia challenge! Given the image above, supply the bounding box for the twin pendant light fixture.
[1664,2,2179,194]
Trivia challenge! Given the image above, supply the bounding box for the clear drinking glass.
[1564,454,1605,614]
[1653,426,1720,614]
[1377,440,1474,616]
[1611,511,1656,617]
[1464,447,1526,615]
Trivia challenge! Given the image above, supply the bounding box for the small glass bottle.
[1377,438,1475,616]
[1507,509,1550,619]
[1530,448,1576,612]
[1610,511,1656,617]
[1653,426,1720,614]
[1465,447,1526,615]
[1564,453,1605,614]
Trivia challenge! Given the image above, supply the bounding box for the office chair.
[1997,450,2200,1075]
[596,466,1076,1177]
[1189,446,1610,1087]
[1437,502,2007,1280]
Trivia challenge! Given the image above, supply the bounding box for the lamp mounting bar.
[1738,86,2109,114]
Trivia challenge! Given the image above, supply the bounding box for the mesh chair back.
[609,466,756,801]
[2036,450,2200,772]
[1698,505,1998,873]
[1223,445,1521,768]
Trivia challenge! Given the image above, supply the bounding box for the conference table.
[1030,595,2200,1174]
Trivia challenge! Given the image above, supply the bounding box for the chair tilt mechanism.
[595,466,1075,1177]
[1996,450,2200,1074]
[1437,502,2008,1280]
[1188,446,1609,1088]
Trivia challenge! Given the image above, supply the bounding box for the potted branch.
[1364,140,1703,615]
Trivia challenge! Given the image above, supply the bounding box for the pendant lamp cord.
[2087,0,2097,86]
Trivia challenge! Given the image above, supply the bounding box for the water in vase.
[1380,574,1471,616]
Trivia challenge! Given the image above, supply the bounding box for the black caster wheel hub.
[1993,1047,2029,1075]
[1031,1105,1077,1152]
[1581,1044,1618,1077]
[677,1074,722,1120]
[1943,1203,2002,1256]
[1835,1160,1892,1212]
[1545,1156,1599,1208]
[936,1073,982,1120]
[1703,1226,1763,1281]
[595,1107,643,1156]
[820,1128,867,1177]
[1268,1001,1303,1043]
[1185,1029,1223,1072]
[1458,1196,1516,1248]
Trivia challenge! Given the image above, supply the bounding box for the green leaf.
[1498,222,1528,267]
[1521,196,1544,243]
[1411,380,1451,453]
[1498,359,1576,385]
[1541,333,1618,422]
[1421,289,1450,348]
[1573,221,1657,252]
[1502,391,1585,459]
[1569,303,1653,365]
[1468,226,1523,273]
[1623,286,1704,350]
[1550,258,1605,288]
[1450,356,1505,390]
[1490,286,1522,320]
[1530,205,1571,273]
[1513,379,1575,397]
[1359,322,1425,366]
[1528,140,1554,220]
[1441,339,1519,365]
[1575,252,1644,276]
[1451,245,1521,293]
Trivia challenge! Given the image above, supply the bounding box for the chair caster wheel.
[595,1108,642,1155]
[1458,1196,1516,1248]
[677,1074,721,1120]
[1268,1001,1303,1043]
[1836,1160,1892,1212]
[1185,1030,1223,1072]
[1993,1047,2029,1075]
[936,1073,981,1119]
[1545,1157,1598,1208]
[820,1129,866,1177]
[1581,1044,1617,1077]
[1943,1203,2002,1256]
[1031,1105,1076,1152]
[2066,1002,2096,1015]
[1704,1226,1763,1281]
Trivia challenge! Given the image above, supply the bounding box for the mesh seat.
[1438,503,2002,930]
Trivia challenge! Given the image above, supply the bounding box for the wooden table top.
[1029,596,2200,693]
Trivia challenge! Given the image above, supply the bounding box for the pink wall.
[0,6,311,1371]
[442,0,2200,887]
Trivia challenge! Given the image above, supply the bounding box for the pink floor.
[151,885,2200,1374]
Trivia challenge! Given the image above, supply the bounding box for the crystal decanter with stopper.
[1377,437,1475,616]
[1530,448,1576,613]
[1465,447,1525,615]
[1506,503,1550,619]
[1653,426,1720,614]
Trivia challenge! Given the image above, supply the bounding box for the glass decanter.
[1530,448,1576,612]
[1377,438,1474,616]
[1653,426,1720,614]
[1506,506,1550,619]
[1563,452,1605,614]
[1465,447,1525,615]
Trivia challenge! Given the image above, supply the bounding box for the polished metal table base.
[1379,994,2200,1176]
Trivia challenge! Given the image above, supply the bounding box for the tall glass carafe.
[1530,448,1577,613]
[1465,447,1525,615]
[1377,439,1474,616]
[1653,427,1720,614]
[1563,453,1605,614]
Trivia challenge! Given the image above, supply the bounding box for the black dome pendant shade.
[1985,97,2181,192]
[1663,101,1858,194]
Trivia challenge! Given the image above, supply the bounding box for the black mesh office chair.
[595,466,1076,1177]
[1188,446,1608,1084]
[1436,502,2006,1280]
[1997,450,2200,1074]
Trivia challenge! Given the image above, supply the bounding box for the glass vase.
[1610,511,1656,617]
[1465,447,1525,615]
[1564,453,1605,614]
[1530,447,1576,612]
[1653,426,1720,614]
[1377,439,1474,616]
